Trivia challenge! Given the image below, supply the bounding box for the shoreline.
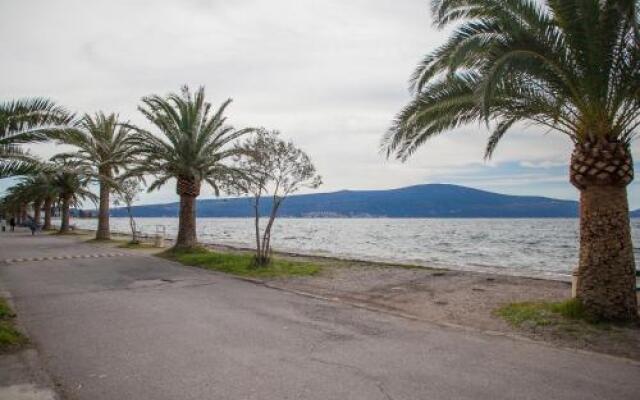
[67,225,573,282]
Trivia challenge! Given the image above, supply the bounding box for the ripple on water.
[69,217,639,278]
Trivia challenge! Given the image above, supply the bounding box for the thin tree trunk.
[96,174,111,240]
[253,197,262,263]
[127,205,138,243]
[33,200,42,226]
[129,216,137,243]
[258,200,282,266]
[577,185,638,321]
[59,195,71,234]
[43,198,52,230]
[175,194,197,249]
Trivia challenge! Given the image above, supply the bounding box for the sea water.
[70,217,640,280]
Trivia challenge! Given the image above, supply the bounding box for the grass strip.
[0,298,28,351]
[496,299,592,328]
[160,247,321,279]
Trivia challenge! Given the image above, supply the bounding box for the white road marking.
[3,253,127,264]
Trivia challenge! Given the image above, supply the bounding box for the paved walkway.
[0,229,639,400]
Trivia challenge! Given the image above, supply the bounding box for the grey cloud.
[4,0,637,207]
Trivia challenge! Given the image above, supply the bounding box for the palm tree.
[0,98,71,178]
[131,86,253,249]
[2,166,63,230]
[12,175,46,225]
[51,162,96,233]
[3,182,30,225]
[49,113,136,240]
[24,168,59,229]
[39,170,59,230]
[382,0,640,321]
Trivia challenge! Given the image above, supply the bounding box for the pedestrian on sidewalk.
[26,216,39,235]
[9,217,16,231]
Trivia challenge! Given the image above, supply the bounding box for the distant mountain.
[106,184,589,218]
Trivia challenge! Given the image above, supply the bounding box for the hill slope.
[108,184,582,218]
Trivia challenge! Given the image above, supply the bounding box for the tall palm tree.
[0,98,71,178]
[12,175,46,225]
[382,0,640,321]
[51,162,96,233]
[39,175,59,231]
[49,113,137,240]
[3,182,30,225]
[131,86,253,249]
[24,168,59,229]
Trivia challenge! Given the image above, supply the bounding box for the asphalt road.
[1,230,638,400]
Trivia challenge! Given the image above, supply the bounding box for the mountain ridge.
[103,183,609,218]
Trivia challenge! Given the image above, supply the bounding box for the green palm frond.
[49,112,138,182]
[50,161,98,206]
[0,97,72,179]
[0,161,36,179]
[0,97,72,142]
[384,0,640,160]
[130,85,254,193]
[0,145,46,179]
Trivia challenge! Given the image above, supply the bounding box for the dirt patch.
[268,261,640,361]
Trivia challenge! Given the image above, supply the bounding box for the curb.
[0,288,63,400]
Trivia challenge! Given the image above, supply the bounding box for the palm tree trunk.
[175,194,197,249]
[576,185,638,320]
[571,139,638,321]
[59,195,71,234]
[43,198,53,230]
[96,175,111,240]
[174,177,200,249]
[33,200,42,226]
[20,204,26,224]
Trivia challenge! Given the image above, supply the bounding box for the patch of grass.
[496,302,555,327]
[548,298,587,319]
[0,298,16,320]
[0,298,28,351]
[496,299,589,328]
[161,247,321,279]
[0,322,28,348]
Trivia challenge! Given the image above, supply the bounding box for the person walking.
[26,216,38,235]
[9,217,16,232]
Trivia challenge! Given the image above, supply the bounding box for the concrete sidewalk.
[0,229,639,400]
[0,348,59,400]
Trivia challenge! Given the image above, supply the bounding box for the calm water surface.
[71,217,640,280]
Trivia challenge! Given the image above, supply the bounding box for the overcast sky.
[2,0,639,207]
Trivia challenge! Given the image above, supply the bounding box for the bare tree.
[229,129,321,266]
[113,178,143,244]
